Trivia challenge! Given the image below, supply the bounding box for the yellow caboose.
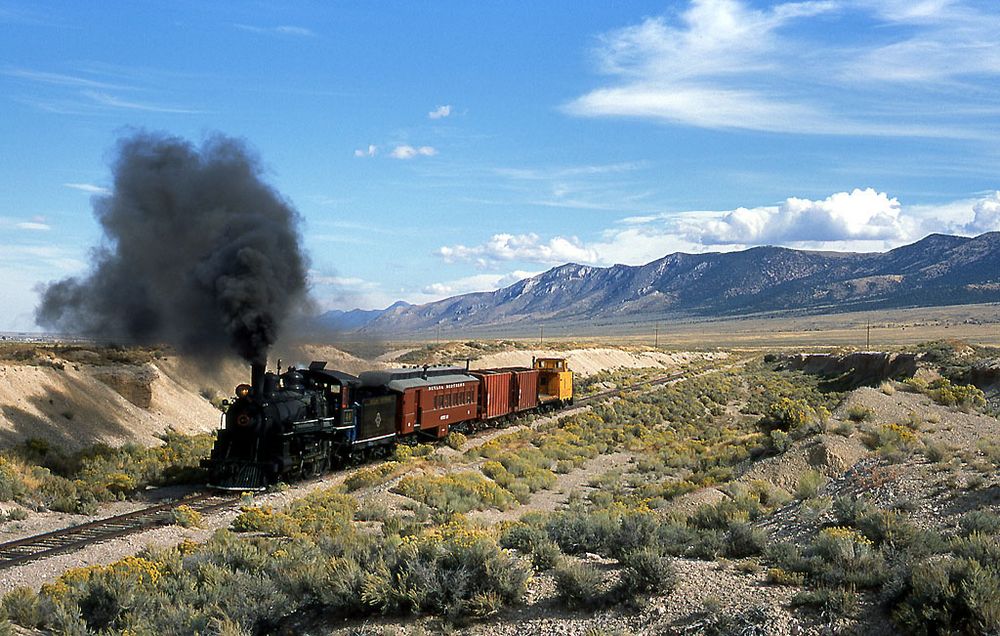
[534,357,573,406]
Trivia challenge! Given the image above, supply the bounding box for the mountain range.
[314,301,411,332]
[333,232,1000,334]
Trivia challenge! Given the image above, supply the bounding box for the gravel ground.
[306,558,814,636]
[5,368,997,636]
[0,397,601,592]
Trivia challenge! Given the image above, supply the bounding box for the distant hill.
[359,232,1000,334]
[315,301,412,331]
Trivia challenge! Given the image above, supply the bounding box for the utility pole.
[436,325,441,346]
[866,319,871,350]
[654,322,659,348]
[539,326,544,346]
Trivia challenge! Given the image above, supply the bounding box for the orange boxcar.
[471,369,514,420]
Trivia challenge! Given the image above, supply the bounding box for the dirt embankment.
[471,348,725,377]
[0,359,226,450]
[779,351,917,386]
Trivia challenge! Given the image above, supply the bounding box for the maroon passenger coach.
[359,367,479,439]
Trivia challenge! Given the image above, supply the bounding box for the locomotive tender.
[205,357,573,490]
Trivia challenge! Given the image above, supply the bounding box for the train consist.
[204,358,573,490]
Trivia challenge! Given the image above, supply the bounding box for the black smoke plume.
[36,132,308,364]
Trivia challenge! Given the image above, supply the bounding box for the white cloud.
[428,105,451,119]
[439,233,601,267]
[494,162,644,180]
[964,191,1000,234]
[566,0,1000,137]
[354,144,377,158]
[390,145,437,159]
[235,24,315,37]
[310,274,375,288]
[63,182,110,195]
[275,25,315,37]
[1,68,126,89]
[2,215,53,233]
[565,0,840,133]
[81,90,201,114]
[308,271,394,311]
[436,189,1000,271]
[695,188,910,244]
[0,243,86,273]
[15,221,50,231]
[421,271,539,296]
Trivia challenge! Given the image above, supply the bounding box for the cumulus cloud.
[695,188,911,245]
[964,191,1000,234]
[354,144,377,158]
[439,233,600,267]
[428,105,451,119]
[434,189,1000,272]
[390,145,437,159]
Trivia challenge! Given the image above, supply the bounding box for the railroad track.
[0,368,692,572]
[574,369,687,406]
[0,492,239,570]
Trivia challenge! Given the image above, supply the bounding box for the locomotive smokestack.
[35,131,308,366]
[251,361,266,397]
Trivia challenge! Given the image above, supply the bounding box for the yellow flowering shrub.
[394,471,516,513]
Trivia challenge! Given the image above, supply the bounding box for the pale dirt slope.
[471,348,725,377]
[0,362,220,450]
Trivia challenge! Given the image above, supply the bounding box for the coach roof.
[359,367,478,392]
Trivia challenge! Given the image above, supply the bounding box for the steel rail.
[0,492,239,570]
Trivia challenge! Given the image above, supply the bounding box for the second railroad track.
[0,492,239,570]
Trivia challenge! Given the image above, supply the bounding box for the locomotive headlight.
[236,384,251,398]
[236,413,251,427]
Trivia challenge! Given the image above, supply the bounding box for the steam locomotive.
[204,358,573,490]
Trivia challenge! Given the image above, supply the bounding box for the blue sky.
[2,0,1000,331]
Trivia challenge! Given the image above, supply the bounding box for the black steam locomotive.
[204,361,396,490]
